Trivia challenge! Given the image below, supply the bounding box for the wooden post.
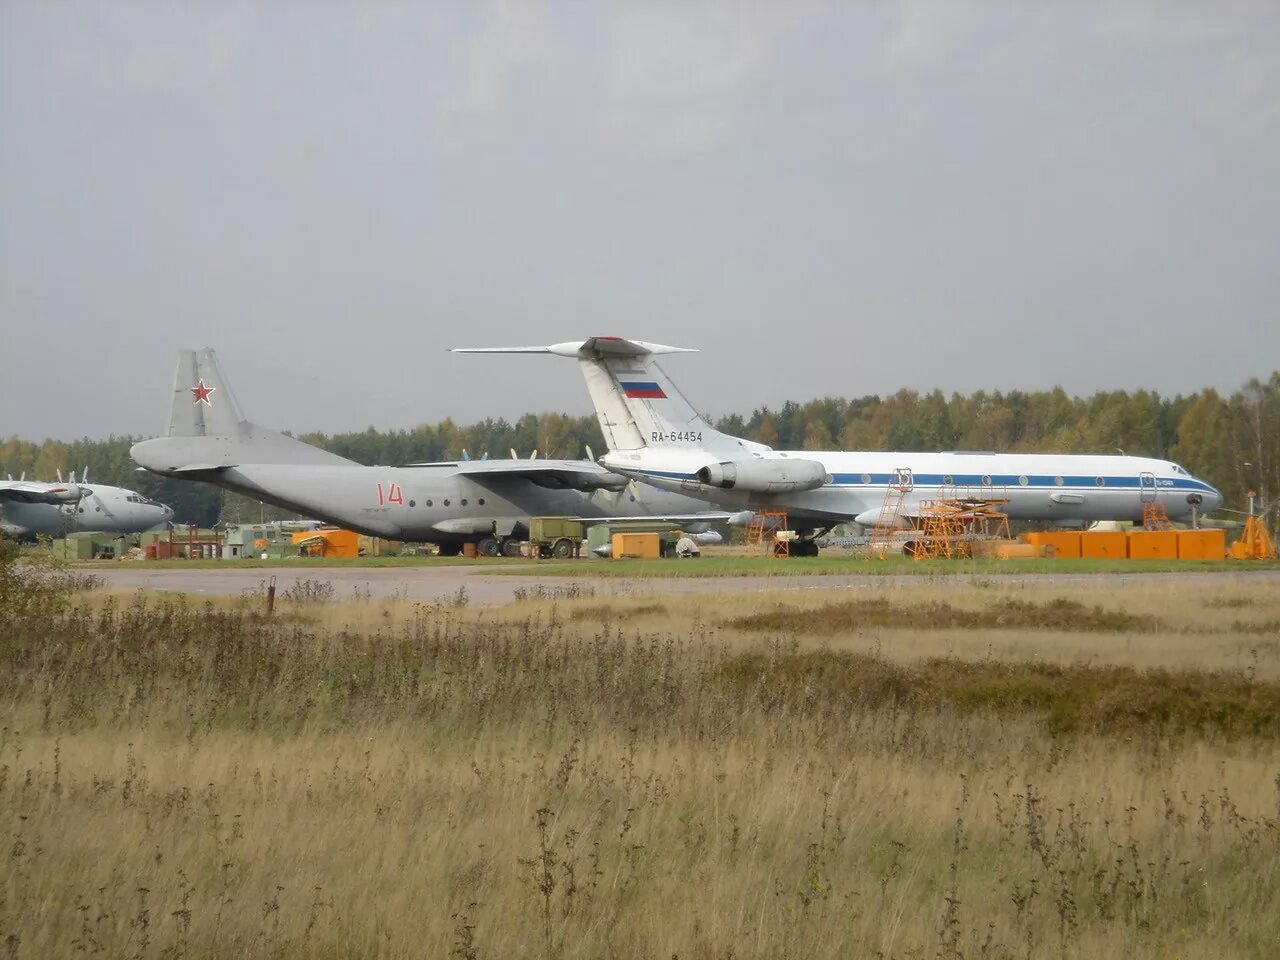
[266,575,277,616]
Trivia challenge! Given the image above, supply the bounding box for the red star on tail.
[191,378,217,406]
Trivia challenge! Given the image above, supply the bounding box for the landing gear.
[500,538,522,558]
[437,542,462,558]
[477,537,501,557]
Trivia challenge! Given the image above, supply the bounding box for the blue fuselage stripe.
[626,469,1216,495]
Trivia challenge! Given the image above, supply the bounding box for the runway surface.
[89,564,1280,607]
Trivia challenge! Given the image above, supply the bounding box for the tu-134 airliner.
[455,337,1223,556]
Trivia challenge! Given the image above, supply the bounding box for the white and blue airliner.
[455,337,1223,555]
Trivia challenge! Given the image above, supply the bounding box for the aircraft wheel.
[500,538,523,558]
[437,543,462,558]
[477,537,500,557]
[551,538,575,559]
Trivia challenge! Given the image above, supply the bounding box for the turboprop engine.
[694,459,827,493]
[44,484,86,504]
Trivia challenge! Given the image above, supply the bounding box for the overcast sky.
[2,2,1277,441]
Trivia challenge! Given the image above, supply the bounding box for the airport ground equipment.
[1232,516,1277,560]
[1142,501,1175,531]
[1228,492,1278,561]
[528,517,585,559]
[587,520,684,557]
[51,533,130,561]
[1126,530,1179,560]
[744,510,793,556]
[1021,531,1082,559]
[292,528,361,558]
[909,497,1012,560]
[611,532,660,559]
[1018,529,1227,561]
[865,470,912,558]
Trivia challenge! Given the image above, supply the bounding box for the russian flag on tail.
[620,380,666,399]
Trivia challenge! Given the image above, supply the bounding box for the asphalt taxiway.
[87,564,1280,607]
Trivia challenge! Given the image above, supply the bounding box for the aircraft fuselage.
[601,448,1222,528]
[159,462,714,545]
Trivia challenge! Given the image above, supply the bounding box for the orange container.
[1176,529,1226,561]
[1022,531,1082,559]
[1079,531,1126,560]
[1126,530,1178,560]
[995,542,1037,560]
[292,528,361,558]
[611,532,660,559]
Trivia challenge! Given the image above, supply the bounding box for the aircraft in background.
[1,471,173,540]
[130,349,743,557]
[454,337,1224,555]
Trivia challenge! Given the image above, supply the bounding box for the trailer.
[528,517,585,559]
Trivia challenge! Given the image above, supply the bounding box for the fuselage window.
[408,499,416,508]
[981,475,992,486]
[443,499,451,507]
[478,498,485,506]
[425,499,433,507]
[942,474,953,485]
[1018,475,1029,486]
[461,499,468,506]
[1054,476,1064,486]
[1096,477,1106,487]
[861,473,871,484]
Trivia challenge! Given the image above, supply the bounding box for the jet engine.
[694,459,827,493]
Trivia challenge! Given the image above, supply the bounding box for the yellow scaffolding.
[910,498,1011,560]
[866,469,913,559]
[1142,501,1174,531]
[745,510,790,557]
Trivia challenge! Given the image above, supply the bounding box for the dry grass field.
[2,551,1278,959]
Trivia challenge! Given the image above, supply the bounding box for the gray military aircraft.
[1,472,173,540]
[130,349,742,556]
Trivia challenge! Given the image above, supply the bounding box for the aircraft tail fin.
[167,348,249,437]
[454,337,761,456]
[143,349,353,468]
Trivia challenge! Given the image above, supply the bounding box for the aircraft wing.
[406,459,630,492]
[569,511,749,525]
[0,480,86,504]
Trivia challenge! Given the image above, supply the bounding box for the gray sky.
[2,2,1277,441]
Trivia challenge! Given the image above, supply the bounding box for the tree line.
[3,373,1276,532]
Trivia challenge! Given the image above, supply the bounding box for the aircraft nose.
[163,505,175,520]
[1191,482,1222,514]
[1204,486,1223,513]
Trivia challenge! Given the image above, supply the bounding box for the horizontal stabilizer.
[452,337,696,358]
